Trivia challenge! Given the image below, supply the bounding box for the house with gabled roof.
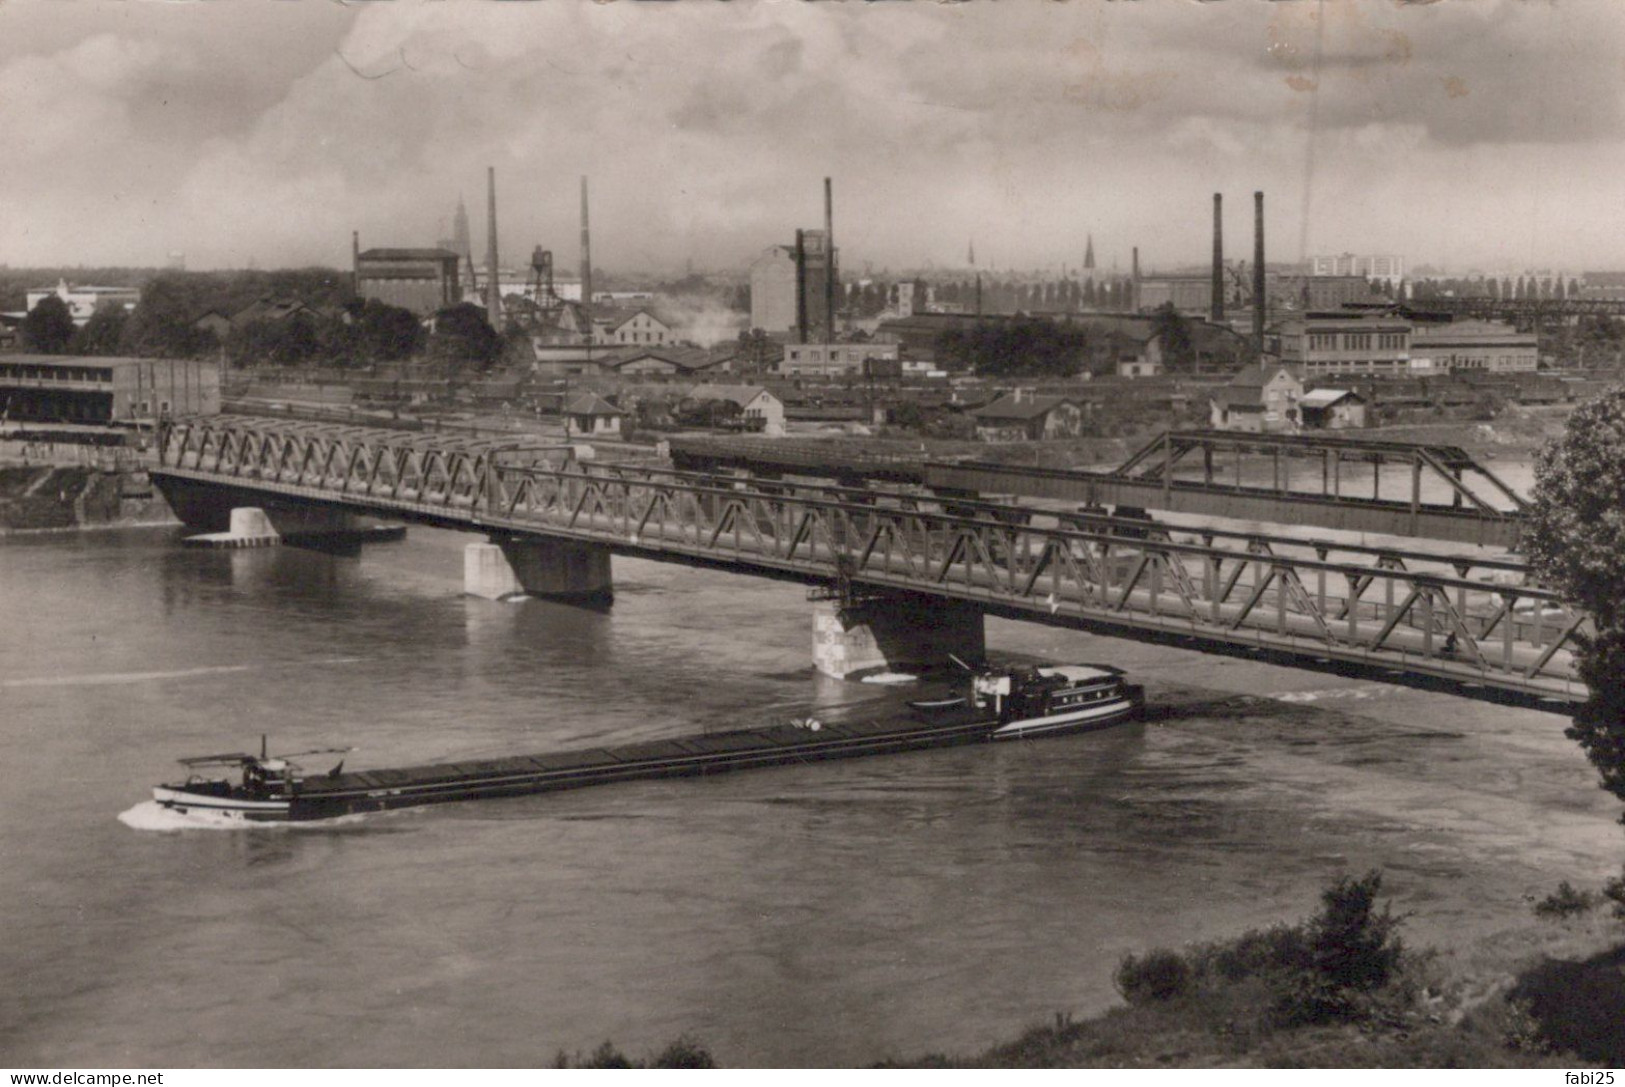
[562,392,625,439]
[1297,388,1367,430]
[682,384,785,436]
[230,296,321,330]
[593,306,674,347]
[1209,363,1303,432]
[968,391,1087,442]
[597,345,717,376]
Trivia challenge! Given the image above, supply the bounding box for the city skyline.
[3,1,1623,276]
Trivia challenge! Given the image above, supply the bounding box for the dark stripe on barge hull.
[286,713,1012,820]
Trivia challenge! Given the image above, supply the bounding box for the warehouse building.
[0,355,221,425]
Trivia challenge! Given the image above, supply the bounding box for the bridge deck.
[152,416,1584,709]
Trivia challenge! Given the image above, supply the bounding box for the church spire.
[1083,233,1095,272]
[452,193,471,264]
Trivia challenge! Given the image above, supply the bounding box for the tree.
[1149,303,1195,373]
[934,316,1089,377]
[355,300,422,362]
[226,315,318,367]
[22,295,75,353]
[1524,390,1625,823]
[70,304,129,355]
[120,276,215,358]
[735,328,775,373]
[428,303,502,368]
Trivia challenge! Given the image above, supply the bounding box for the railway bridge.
[150,416,1586,711]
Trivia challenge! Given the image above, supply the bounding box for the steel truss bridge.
[673,430,1527,547]
[153,416,1586,710]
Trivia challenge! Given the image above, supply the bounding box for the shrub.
[1603,869,1625,919]
[650,1036,717,1069]
[556,1037,717,1068]
[1272,870,1406,1027]
[580,1041,634,1068]
[1114,948,1193,1004]
[1205,923,1309,982]
[1305,870,1404,992]
[1533,881,1599,919]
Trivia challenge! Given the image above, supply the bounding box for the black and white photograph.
[3,0,1625,1071]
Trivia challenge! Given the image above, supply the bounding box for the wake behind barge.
[153,665,1143,823]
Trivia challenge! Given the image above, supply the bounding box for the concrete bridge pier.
[464,536,613,603]
[181,503,405,550]
[812,594,985,679]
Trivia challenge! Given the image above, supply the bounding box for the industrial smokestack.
[580,176,593,311]
[486,167,501,325]
[1253,191,1266,352]
[1211,194,1225,324]
[795,229,808,344]
[1131,247,1140,313]
[351,231,360,298]
[824,177,835,343]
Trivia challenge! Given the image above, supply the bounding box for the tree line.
[17,271,514,370]
[930,306,1229,378]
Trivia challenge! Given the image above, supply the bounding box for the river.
[0,517,1617,1067]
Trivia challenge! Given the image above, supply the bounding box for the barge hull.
[289,691,1141,821]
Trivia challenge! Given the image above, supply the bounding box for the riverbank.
[896,881,1625,1068]
[0,465,177,533]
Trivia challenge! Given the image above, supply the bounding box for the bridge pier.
[812,595,984,679]
[183,505,401,549]
[464,537,613,603]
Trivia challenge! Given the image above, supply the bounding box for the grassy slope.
[897,911,1625,1068]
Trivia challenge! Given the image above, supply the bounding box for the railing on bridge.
[669,430,1528,547]
[156,416,1586,707]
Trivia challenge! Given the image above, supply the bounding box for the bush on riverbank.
[554,1036,716,1068]
[896,870,1625,1068]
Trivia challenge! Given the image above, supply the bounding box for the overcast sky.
[2,0,1622,278]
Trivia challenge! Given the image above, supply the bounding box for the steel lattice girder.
[157,418,1587,704]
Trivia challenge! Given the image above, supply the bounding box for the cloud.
[2,0,1624,274]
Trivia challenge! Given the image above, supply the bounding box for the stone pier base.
[464,537,614,602]
[812,595,985,679]
[183,507,281,549]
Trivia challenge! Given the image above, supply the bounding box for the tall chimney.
[1211,194,1225,323]
[824,177,835,343]
[1131,247,1140,312]
[486,166,501,324]
[351,230,360,298]
[1253,190,1266,353]
[794,229,808,344]
[580,176,593,311]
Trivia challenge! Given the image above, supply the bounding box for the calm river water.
[0,517,1617,1067]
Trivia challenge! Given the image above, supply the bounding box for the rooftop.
[358,247,460,262]
[970,394,1076,421]
[1299,388,1363,409]
[686,384,773,407]
[563,392,623,416]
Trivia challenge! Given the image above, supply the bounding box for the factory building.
[748,229,838,340]
[779,341,899,378]
[0,355,221,424]
[1410,319,1538,373]
[355,247,462,316]
[1269,313,1412,377]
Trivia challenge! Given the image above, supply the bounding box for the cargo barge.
[152,664,1143,823]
